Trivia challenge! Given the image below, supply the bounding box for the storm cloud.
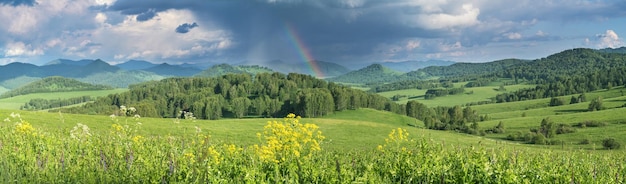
[0,0,625,65]
[175,22,198,34]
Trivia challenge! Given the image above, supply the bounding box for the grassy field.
[0,89,128,109]
[3,108,624,183]
[1,92,625,182]
[0,108,540,151]
[378,83,535,107]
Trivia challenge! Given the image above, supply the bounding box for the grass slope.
[0,108,533,151]
[0,89,127,109]
[378,82,535,107]
[0,86,8,95]
[0,76,114,99]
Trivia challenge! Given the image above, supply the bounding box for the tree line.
[21,96,92,110]
[59,73,405,119]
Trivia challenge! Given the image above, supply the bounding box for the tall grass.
[1,112,624,183]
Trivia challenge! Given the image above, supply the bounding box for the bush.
[532,134,546,145]
[579,139,591,145]
[575,120,608,128]
[602,138,621,150]
[556,124,576,134]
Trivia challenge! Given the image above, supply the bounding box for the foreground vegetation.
[1,111,625,183]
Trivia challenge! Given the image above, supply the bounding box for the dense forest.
[60,73,405,119]
[0,76,113,98]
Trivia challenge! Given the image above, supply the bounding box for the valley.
[1,47,626,182]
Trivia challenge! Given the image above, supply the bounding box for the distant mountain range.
[0,58,353,91]
[378,60,456,72]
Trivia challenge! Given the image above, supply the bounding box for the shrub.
[532,133,546,145]
[579,139,591,145]
[602,138,621,150]
[556,123,576,134]
[575,120,607,128]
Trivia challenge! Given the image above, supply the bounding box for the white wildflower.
[70,123,92,141]
[10,112,20,118]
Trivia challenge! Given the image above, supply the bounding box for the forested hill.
[327,64,403,84]
[370,48,626,92]
[493,48,626,82]
[194,64,274,78]
[61,72,403,119]
[598,46,626,54]
[403,58,528,79]
[0,76,113,98]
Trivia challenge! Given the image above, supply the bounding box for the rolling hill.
[403,58,529,79]
[0,76,114,98]
[327,64,403,84]
[257,60,350,77]
[77,70,166,88]
[142,63,202,77]
[0,76,41,89]
[379,59,455,72]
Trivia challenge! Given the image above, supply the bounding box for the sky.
[0,0,625,66]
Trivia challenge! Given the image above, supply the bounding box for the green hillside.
[327,64,403,84]
[0,76,114,99]
[0,86,8,95]
[194,64,274,78]
[0,76,41,89]
[78,70,165,88]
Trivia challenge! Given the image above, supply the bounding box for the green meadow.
[0,88,127,109]
[1,78,626,182]
[378,83,535,107]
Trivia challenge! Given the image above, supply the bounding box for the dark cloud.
[136,9,157,22]
[3,0,624,65]
[0,0,35,6]
[175,22,199,34]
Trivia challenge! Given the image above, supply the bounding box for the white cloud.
[504,32,522,40]
[405,40,421,50]
[595,30,623,48]
[4,42,44,57]
[536,30,547,37]
[408,3,480,30]
[95,13,108,25]
[91,9,233,60]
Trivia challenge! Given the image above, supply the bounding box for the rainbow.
[285,23,324,78]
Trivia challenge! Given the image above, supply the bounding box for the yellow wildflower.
[15,121,35,135]
[111,124,124,133]
[254,113,324,163]
[207,146,221,165]
[183,152,195,164]
[131,135,144,144]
